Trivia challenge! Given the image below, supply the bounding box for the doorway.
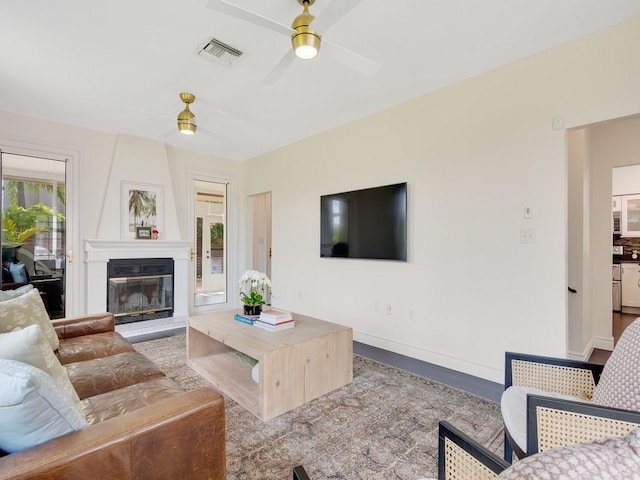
[0,152,68,318]
[567,114,640,360]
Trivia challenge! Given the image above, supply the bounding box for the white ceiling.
[1,1,639,161]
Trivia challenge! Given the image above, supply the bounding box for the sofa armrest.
[0,387,226,480]
[53,313,116,339]
[438,421,509,479]
[505,351,603,398]
[526,394,640,456]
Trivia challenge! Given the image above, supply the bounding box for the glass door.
[0,153,67,318]
[194,180,227,307]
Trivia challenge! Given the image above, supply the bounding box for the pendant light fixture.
[177,92,196,135]
[291,0,321,60]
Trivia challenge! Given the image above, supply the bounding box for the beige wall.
[244,17,640,383]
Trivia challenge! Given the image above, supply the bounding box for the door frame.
[0,138,78,316]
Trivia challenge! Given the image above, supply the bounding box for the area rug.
[134,334,503,480]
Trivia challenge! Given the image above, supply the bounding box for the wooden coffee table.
[187,310,353,421]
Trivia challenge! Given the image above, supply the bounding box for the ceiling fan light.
[178,121,196,135]
[292,28,320,59]
[177,92,197,135]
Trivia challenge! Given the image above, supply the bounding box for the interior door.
[193,179,227,308]
[0,151,68,318]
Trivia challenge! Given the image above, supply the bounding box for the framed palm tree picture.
[120,182,163,239]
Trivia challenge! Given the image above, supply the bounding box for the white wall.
[0,113,242,315]
[244,17,640,383]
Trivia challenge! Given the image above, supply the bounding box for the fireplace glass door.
[194,180,227,307]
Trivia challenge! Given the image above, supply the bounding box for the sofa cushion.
[65,351,166,400]
[0,325,80,404]
[81,377,186,424]
[56,331,136,364]
[501,385,585,454]
[0,283,33,301]
[592,318,640,411]
[0,288,59,350]
[0,359,88,453]
[496,427,640,479]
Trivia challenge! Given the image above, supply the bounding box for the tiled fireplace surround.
[85,239,190,339]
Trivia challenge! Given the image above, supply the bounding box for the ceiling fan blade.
[323,40,381,78]
[206,0,292,36]
[261,51,296,85]
[312,0,367,33]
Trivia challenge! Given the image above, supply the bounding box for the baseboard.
[354,342,503,403]
[567,336,613,361]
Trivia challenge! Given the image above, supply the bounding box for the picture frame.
[121,182,164,239]
[135,226,152,239]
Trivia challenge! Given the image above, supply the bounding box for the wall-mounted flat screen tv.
[320,182,407,261]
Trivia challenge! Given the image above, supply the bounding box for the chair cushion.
[501,386,585,453]
[0,359,87,453]
[0,324,80,405]
[0,288,59,350]
[592,318,640,411]
[496,427,640,479]
[9,262,27,283]
[0,283,33,301]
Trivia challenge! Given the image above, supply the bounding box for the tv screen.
[320,182,407,261]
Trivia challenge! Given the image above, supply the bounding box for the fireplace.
[107,258,174,325]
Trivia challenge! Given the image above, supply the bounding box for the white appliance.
[621,263,640,309]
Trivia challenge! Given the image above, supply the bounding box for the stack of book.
[254,308,294,331]
[233,313,259,325]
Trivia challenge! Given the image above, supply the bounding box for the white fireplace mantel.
[84,239,191,316]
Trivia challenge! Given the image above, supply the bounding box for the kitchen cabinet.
[621,194,640,236]
[621,263,640,307]
[613,196,622,212]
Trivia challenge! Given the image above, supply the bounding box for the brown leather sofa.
[0,313,226,480]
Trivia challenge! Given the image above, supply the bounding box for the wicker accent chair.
[501,318,640,461]
[438,421,509,479]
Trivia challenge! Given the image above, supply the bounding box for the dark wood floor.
[588,312,637,364]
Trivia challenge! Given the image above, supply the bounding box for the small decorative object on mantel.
[135,226,152,239]
[152,228,159,240]
[239,270,271,317]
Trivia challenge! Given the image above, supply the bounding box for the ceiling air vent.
[197,38,243,66]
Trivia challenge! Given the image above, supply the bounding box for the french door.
[0,151,70,318]
[193,179,228,309]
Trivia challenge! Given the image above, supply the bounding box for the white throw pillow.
[0,358,87,453]
[0,325,80,404]
[0,284,34,302]
[0,288,59,350]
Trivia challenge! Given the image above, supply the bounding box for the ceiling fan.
[206,0,380,84]
[127,93,231,141]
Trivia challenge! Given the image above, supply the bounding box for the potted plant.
[239,270,271,316]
